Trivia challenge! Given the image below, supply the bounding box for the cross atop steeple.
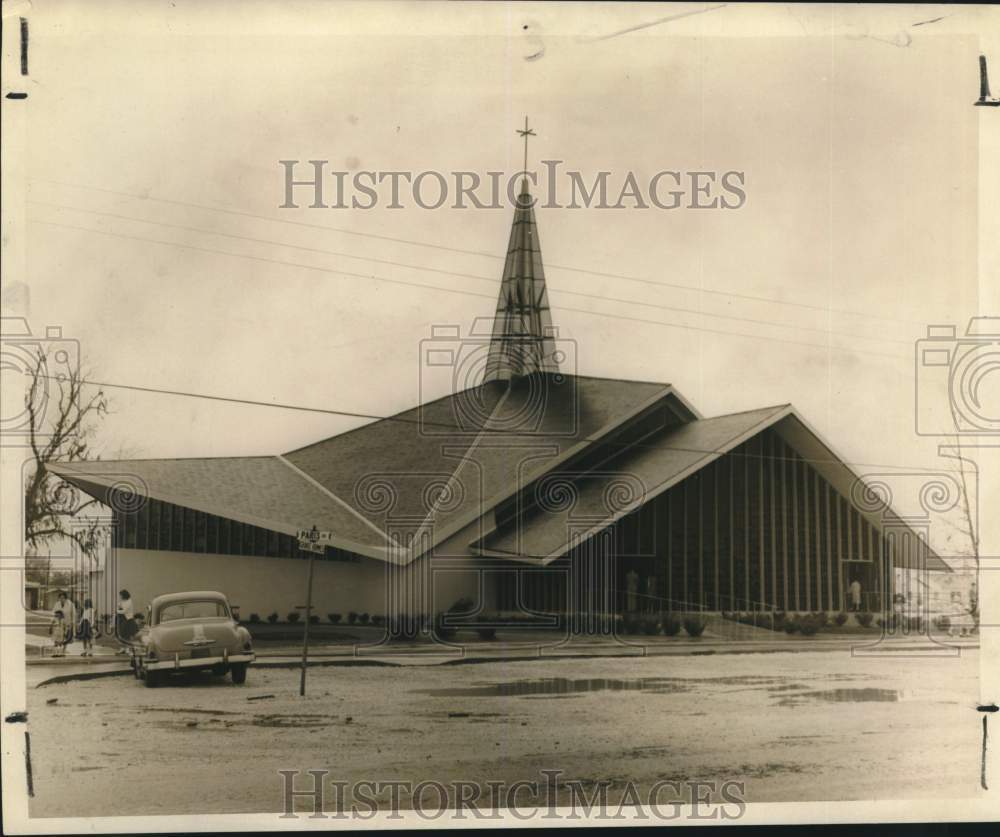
[516,116,536,177]
[483,119,560,384]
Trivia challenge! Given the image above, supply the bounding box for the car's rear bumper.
[144,652,255,671]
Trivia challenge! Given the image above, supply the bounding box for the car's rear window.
[158,601,228,622]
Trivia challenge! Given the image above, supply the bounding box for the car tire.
[144,670,162,688]
[230,663,247,685]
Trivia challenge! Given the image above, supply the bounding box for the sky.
[5,1,998,557]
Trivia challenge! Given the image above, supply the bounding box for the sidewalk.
[25,632,121,661]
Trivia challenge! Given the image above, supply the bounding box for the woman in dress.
[78,598,94,656]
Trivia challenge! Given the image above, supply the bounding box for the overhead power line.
[32,177,926,328]
[31,217,910,362]
[30,199,914,349]
[35,372,957,474]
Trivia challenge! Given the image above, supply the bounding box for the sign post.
[296,525,324,696]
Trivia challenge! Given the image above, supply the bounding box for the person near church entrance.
[645,575,657,613]
[849,579,862,612]
[625,569,639,613]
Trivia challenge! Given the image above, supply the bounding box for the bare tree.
[23,349,109,559]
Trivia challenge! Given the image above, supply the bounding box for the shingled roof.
[51,373,693,563]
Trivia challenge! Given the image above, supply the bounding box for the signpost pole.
[298,525,321,697]
[299,550,315,696]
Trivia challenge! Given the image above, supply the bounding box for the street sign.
[297,529,335,542]
[297,540,325,554]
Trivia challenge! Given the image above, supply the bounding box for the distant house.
[24,580,42,612]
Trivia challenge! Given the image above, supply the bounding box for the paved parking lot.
[26,646,982,818]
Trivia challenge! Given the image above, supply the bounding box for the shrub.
[783,618,800,634]
[359,613,370,625]
[622,613,640,635]
[683,616,706,637]
[371,614,385,627]
[348,611,358,625]
[812,611,829,628]
[287,611,300,624]
[641,616,660,636]
[934,615,951,630]
[799,615,819,636]
[328,613,341,624]
[753,612,774,631]
[267,612,279,624]
[662,614,682,636]
[248,613,261,624]
[309,614,320,625]
[434,612,457,640]
[857,612,874,628]
[834,611,849,627]
[449,596,475,614]
[876,616,885,629]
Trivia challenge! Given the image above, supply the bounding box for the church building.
[50,172,948,634]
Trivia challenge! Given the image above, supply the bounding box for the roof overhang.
[47,463,394,563]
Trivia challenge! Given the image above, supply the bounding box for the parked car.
[131,591,254,687]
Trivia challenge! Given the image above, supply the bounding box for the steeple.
[483,118,560,383]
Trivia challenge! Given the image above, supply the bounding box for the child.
[49,610,70,657]
[78,598,94,657]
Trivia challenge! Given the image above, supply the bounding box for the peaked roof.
[282,374,688,547]
[474,404,952,572]
[484,184,560,382]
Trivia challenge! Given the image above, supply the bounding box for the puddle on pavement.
[776,688,902,706]
[251,713,341,728]
[137,706,241,716]
[416,677,694,698]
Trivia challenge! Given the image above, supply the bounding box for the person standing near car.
[115,589,137,653]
